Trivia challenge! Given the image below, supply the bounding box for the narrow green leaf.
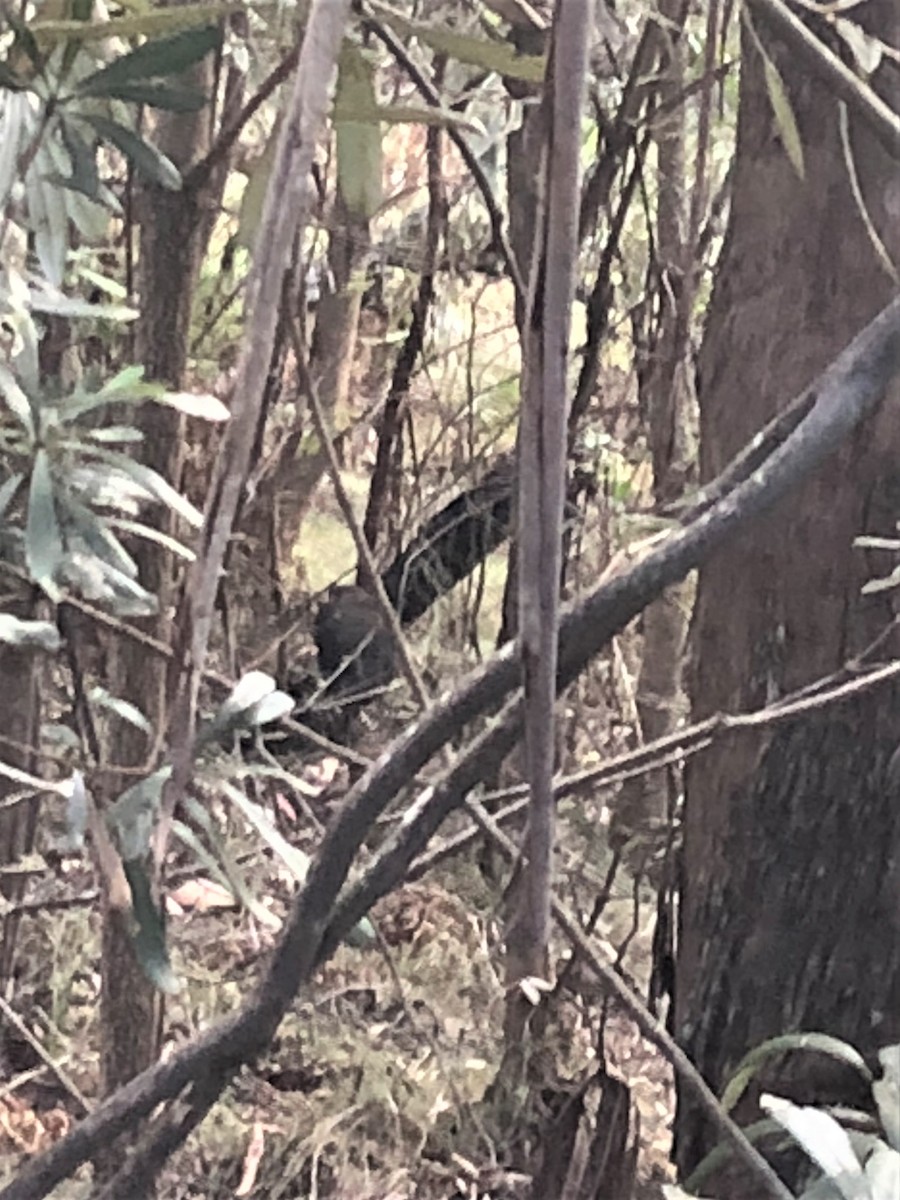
[123,858,181,994]
[336,120,383,219]
[26,450,64,598]
[57,120,101,201]
[65,769,88,851]
[683,1120,785,1195]
[219,780,311,885]
[761,1095,863,1194]
[102,364,149,393]
[28,163,70,288]
[74,266,128,300]
[88,686,152,734]
[153,390,229,421]
[862,565,900,595]
[108,769,168,860]
[873,1046,900,1152]
[236,128,277,251]
[0,473,23,520]
[57,370,160,421]
[177,802,281,931]
[76,25,221,95]
[833,16,884,77]
[82,425,144,444]
[334,44,382,218]
[32,4,239,45]
[85,80,207,111]
[762,57,804,180]
[722,1033,872,1114]
[368,5,546,82]
[64,494,140,578]
[91,451,203,526]
[743,8,804,180]
[29,288,137,324]
[0,63,26,90]
[79,114,182,191]
[108,517,196,562]
[64,551,159,616]
[0,614,61,651]
[0,365,34,436]
[4,9,43,70]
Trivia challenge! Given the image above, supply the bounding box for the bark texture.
[675,3,900,1188]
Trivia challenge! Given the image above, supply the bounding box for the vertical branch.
[361,86,447,563]
[158,0,353,852]
[517,0,593,983]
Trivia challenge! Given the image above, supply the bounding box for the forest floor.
[0,711,675,1197]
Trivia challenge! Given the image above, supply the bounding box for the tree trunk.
[675,4,900,1191]
[95,43,241,1184]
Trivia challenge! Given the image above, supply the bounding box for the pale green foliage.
[673,1038,900,1200]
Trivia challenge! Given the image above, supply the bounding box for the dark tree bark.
[96,38,244,1187]
[675,3,900,1191]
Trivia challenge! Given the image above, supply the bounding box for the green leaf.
[0,63,26,90]
[108,517,196,562]
[761,1095,864,1194]
[0,473,24,520]
[0,365,34,436]
[108,769,168,860]
[123,858,181,994]
[27,155,70,288]
[684,1118,786,1195]
[56,120,101,201]
[368,5,546,82]
[82,425,144,444]
[33,4,238,45]
[0,614,61,651]
[81,80,208,112]
[862,564,900,595]
[219,779,312,885]
[57,380,155,422]
[76,25,221,95]
[200,673,293,746]
[176,801,280,931]
[28,286,138,323]
[0,89,32,207]
[64,769,88,851]
[91,451,203,526]
[743,8,804,180]
[334,44,383,219]
[4,9,44,71]
[762,56,804,180]
[874,1045,900,1152]
[833,16,884,77]
[72,265,128,300]
[63,495,139,579]
[152,390,229,421]
[26,450,64,598]
[102,364,150,393]
[88,687,152,734]
[79,114,182,190]
[336,120,383,219]
[721,1033,872,1115]
[235,132,277,251]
